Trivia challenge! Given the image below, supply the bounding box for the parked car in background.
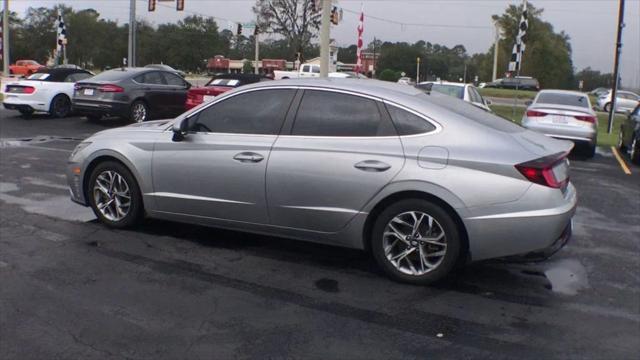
[618,104,640,164]
[416,81,492,112]
[67,79,575,285]
[273,64,349,80]
[144,64,186,78]
[595,90,639,113]
[589,87,609,97]
[185,73,271,110]
[9,60,46,76]
[72,67,191,123]
[3,67,93,118]
[522,89,597,157]
[484,76,540,91]
[397,77,415,86]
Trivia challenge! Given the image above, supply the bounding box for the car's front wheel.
[603,103,611,113]
[88,161,143,228]
[371,199,461,285]
[49,94,71,118]
[129,100,149,123]
[631,136,640,165]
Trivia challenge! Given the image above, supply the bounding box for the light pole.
[416,57,420,83]
[2,0,9,75]
[319,0,331,77]
[492,20,500,81]
[608,0,625,134]
[128,0,136,67]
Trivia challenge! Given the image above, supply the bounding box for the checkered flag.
[508,1,528,73]
[56,15,67,53]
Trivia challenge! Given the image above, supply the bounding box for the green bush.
[379,69,401,82]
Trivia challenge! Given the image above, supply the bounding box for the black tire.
[631,136,640,165]
[603,103,611,113]
[584,143,596,158]
[49,94,71,118]
[86,114,102,122]
[371,199,461,285]
[129,100,149,123]
[87,161,143,228]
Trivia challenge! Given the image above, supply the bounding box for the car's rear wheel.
[371,199,461,285]
[585,143,596,158]
[130,100,149,123]
[631,136,640,165]
[87,161,143,228]
[49,94,71,118]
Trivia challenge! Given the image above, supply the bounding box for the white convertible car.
[2,67,93,118]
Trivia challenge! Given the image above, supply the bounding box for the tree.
[491,3,574,88]
[253,0,320,61]
[379,69,401,82]
[575,67,613,91]
[242,60,254,74]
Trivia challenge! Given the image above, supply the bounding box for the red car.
[185,74,271,110]
[9,60,46,76]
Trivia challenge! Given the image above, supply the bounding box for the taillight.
[98,84,124,93]
[23,86,36,94]
[74,84,82,91]
[526,110,547,117]
[515,153,569,189]
[574,115,596,123]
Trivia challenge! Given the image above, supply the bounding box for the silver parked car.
[67,79,576,284]
[522,89,598,157]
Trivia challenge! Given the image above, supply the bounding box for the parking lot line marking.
[611,146,632,175]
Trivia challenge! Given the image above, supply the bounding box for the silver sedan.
[522,89,598,157]
[67,79,576,284]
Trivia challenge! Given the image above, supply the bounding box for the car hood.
[126,119,173,128]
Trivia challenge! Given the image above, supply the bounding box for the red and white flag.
[355,5,364,73]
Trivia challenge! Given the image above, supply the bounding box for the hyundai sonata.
[67,79,576,284]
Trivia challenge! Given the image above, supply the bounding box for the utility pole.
[128,0,136,67]
[416,57,420,83]
[492,20,500,81]
[254,22,259,74]
[319,0,331,77]
[608,0,625,134]
[2,0,9,75]
[463,63,467,83]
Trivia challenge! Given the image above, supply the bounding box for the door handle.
[233,152,264,163]
[354,160,391,172]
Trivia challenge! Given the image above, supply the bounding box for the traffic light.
[237,23,243,36]
[330,6,339,25]
[176,0,184,11]
[148,0,156,12]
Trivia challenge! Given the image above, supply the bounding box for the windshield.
[430,84,464,99]
[26,73,51,81]
[536,93,589,108]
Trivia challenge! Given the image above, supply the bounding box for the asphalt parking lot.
[1,109,639,359]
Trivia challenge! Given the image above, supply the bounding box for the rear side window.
[65,72,92,82]
[292,90,396,137]
[90,70,132,82]
[163,72,185,86]
[536,93,589,108]
[137,71,165,85]
[386,104,436,135]
[192,89,296,135]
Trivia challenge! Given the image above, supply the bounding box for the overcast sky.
[6,0,640,87]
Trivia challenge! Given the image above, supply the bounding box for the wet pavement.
[1,109,639,359]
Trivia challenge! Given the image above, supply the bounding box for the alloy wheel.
[132,102,147,123]
[52,96,70,117]
[382,211,447,276]
[93,170,131,222]
[631,137,638,160]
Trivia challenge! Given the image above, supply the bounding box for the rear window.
[208,79,240,87]
[536,93,589,108]
[88,70,132,82]
[430,84,464,99]
[417,92,524,133]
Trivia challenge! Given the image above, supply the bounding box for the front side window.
[386,104,436,135]
[291,90,396,137]
[191,89,296,135]
[302,65,310,73]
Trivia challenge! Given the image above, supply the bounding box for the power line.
[340,7,491,29]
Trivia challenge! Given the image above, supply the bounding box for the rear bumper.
[3,97,49,112]
[502,220,572,262]
[523,121,597,145]
[72,100,130,118]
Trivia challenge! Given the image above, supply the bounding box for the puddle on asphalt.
[542,259,590,296]
[0,181,94,222]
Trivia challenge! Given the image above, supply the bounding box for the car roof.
[31,67,92,81]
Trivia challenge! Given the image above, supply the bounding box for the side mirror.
[525,100,533,106]
[184,81,192,90]
[485,99,492,106]
[172,117,190,142]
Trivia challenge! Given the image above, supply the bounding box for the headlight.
[70,141,91,159]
